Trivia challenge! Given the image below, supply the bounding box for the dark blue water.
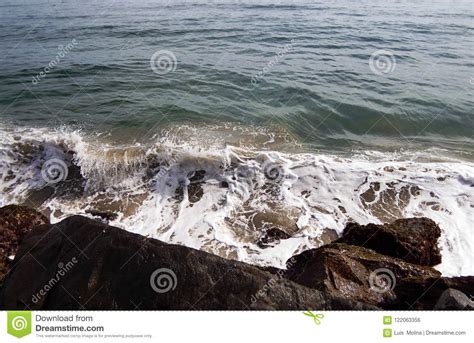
[0,0,473,156]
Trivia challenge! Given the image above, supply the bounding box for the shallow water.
[0,0,473,275]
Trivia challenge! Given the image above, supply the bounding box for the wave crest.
[0,125,472,276]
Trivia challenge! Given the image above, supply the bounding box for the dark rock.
[0,216,327,310]
[434,288,474,310]
[394,276,474,310]
[2,213,470,311]
[188,170,206,205]
[188,183,204,204]
[257,228,291,248]
[336,218,442,266]
[0,205,49,284]
[285,243,441,309]
[188,169,206,183]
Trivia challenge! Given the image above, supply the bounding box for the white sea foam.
[0,125,472,276]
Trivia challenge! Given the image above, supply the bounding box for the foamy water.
[0,125,472,276]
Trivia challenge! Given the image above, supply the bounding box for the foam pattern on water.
[0,126,472,276]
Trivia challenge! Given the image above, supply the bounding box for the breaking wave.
[0,124,472,276]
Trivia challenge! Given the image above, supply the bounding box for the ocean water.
[0,0,473,275]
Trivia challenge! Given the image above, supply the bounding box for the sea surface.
[0,0,473,276]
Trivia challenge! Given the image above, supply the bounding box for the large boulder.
[0,205,49,284]
[0,216,326,310]
[2,213,470,311]
[434,289,474,310]
[336,218,442,266]
[394,276,474,310]
[285,243,441,309]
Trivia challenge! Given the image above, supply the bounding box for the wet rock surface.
[434,288,474,310]
[285,243,441,309]
[0,205,49,285]
[0,214,472,310]
[394,275,474,310]
[0,216,326,310]
[336,218,442,266]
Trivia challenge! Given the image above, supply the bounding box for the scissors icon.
[303,311,324,325]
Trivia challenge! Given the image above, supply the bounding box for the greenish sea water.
[0,0,473,276]
[0,0,473,156]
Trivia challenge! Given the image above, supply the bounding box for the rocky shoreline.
[0,205,472,310]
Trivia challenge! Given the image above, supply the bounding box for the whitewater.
[0,124,472,276]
